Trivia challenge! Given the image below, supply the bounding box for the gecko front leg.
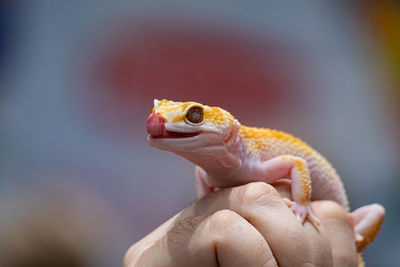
[260,155,320,226]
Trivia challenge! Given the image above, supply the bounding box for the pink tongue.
[146,113,165,137]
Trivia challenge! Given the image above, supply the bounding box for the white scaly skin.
[146,99,384,253]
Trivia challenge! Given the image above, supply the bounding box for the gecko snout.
[146,112,165,137]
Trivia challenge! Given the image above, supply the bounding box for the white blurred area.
[0,1,399,266]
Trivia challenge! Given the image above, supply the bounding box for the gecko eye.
[186,106,204,124]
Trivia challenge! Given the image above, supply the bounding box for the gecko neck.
[176,120,247,186]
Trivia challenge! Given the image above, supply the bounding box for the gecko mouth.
[146,113,200,139]
[150,130,200,139]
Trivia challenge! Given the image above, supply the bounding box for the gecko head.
[146,99,238,153]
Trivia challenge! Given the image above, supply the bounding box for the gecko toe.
[282,198,292,208]
[289,201,320,227]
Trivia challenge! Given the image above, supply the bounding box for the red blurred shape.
[146,113,165,137]
[88,19,310,135]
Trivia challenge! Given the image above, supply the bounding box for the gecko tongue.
[146,113,165,137]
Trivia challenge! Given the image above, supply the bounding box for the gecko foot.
[284,199,321,227]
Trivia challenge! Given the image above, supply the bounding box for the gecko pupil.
[186,107,204,124]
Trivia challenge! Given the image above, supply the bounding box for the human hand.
[124,181,358,266]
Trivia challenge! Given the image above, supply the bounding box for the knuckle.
[208,209,243,230]
[313,201,347,220]
[238,182,279,204]
[320,201,343,214]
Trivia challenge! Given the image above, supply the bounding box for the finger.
[181,182,317,266]
[350,204,385,252]
[313,201,358,267]
[126,210,278,267]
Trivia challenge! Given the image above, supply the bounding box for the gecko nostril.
[146,113,165,137]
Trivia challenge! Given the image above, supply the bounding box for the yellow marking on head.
[204,106,231,126]
[152,99,235,127]
[152,99,186,122]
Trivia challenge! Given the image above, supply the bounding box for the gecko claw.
[297,213,306,224]
[282,197,292,208]
[287,200,321,227]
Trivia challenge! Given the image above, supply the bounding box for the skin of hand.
[124,181,358,267]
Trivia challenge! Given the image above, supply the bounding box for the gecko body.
[146,99,383,252]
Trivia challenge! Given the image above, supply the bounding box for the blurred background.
[0,1,399,266]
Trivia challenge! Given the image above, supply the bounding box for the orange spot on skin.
[241,126,302,143]
[295,160,311,204]
[295,160,305,173]
[240,126,314,156]
[246,140,268,153]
